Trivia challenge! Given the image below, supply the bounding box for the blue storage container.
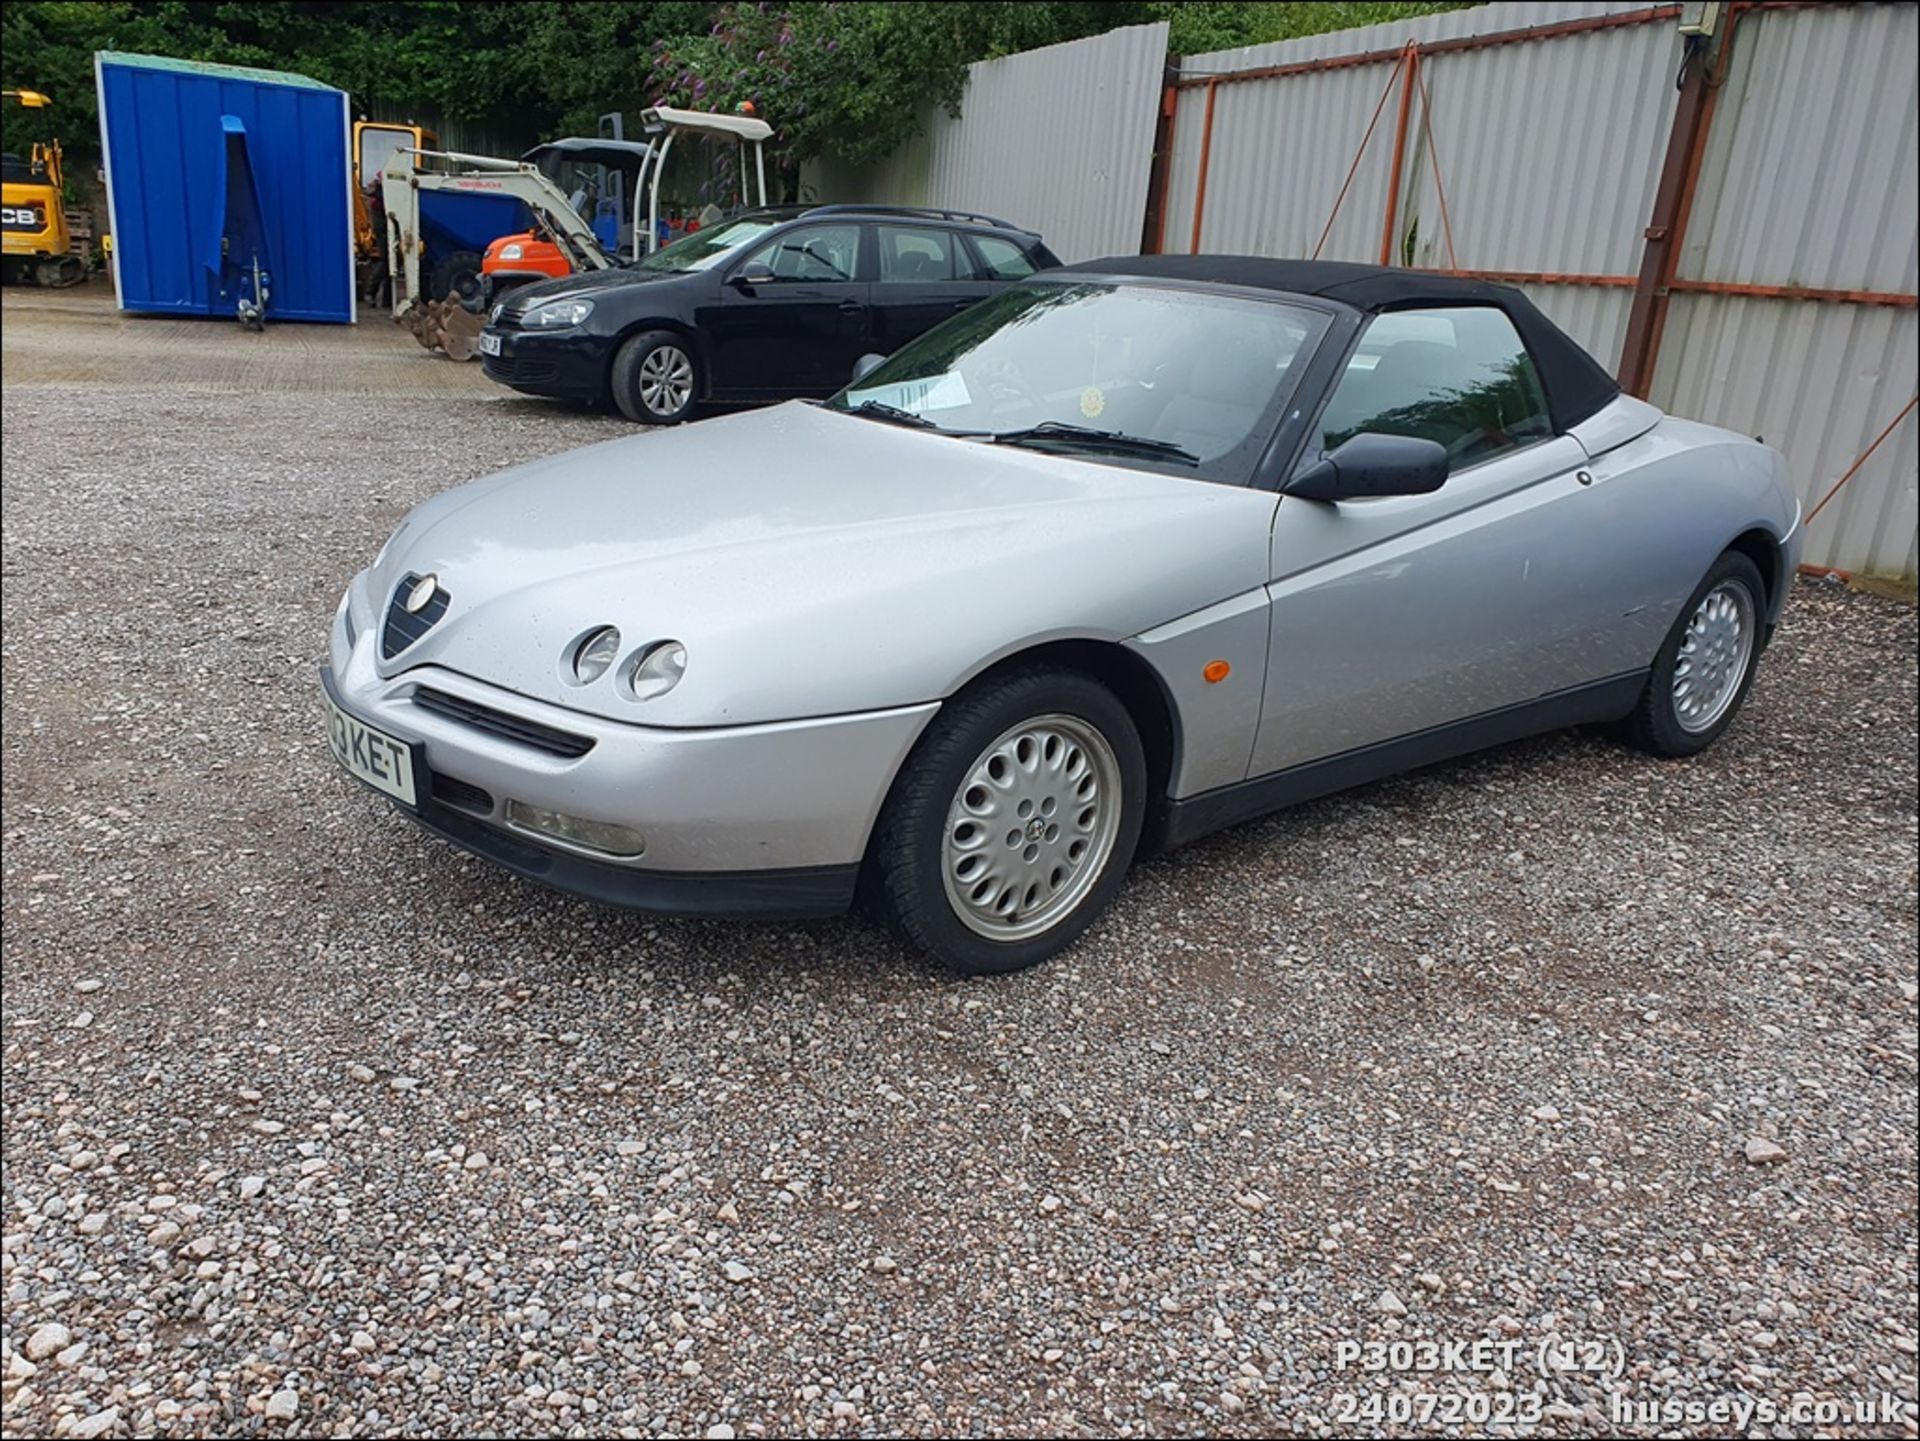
[95,52,353,323]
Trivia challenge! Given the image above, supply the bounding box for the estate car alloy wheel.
[866,668,1146,976]
[638,345,694,415]
[1620,549,1768,757]
[612,329,699,425]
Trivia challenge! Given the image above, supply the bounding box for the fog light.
[504,800,645,858]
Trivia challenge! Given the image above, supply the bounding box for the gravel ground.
[2,364,1916,1439]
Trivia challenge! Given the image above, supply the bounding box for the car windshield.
[635,215,780,272]
[827,281,1327,477]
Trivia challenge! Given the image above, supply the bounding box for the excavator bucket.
[403,296,483,360]
[439,303,484,361]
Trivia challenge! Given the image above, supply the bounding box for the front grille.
[381,574,450,659]
[482,354,559,387]
[430,772,495,814]
[412,687,595,759]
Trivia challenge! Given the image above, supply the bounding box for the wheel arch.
[861,638,1185,871]
[1724,525,1784,617]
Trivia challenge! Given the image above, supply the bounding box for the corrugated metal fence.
[1156,1,1918,578]
[803,23,1168,263]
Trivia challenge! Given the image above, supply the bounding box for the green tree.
[4,1,1470,177]
[1145,1,1469,56]
[3,2,207,170]
[642,1,1468,180]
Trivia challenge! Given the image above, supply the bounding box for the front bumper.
[410,797,861,919]
[477,324,610,401]
[325,584,936,919]
[1777,497,1806,622]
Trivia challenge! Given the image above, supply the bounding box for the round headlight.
[571,626,621,684]
[627,640,687,701]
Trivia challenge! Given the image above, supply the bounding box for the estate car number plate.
[323,686,420,808]
[477,332,502,357]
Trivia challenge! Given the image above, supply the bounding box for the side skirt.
[1152,670,1649,852]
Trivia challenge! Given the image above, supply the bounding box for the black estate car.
[477,204,1060,424]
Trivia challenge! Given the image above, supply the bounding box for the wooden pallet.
[65,208,93,256]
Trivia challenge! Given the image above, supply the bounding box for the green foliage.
[644,3,981,172]
[3,2,183,168]
[0,2,701,171]
[3,1,1471,177]
[1146,1,1470,57]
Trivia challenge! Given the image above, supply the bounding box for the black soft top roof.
[1059,253,1621,431]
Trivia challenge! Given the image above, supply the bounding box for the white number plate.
[324,688,419,808]
[478,332,502,357]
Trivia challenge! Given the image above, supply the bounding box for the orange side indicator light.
[1203,659,1232,684]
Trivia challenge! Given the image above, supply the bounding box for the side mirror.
[730,265,777,290]
[850,352,887,385]
[1286,432,1449,502]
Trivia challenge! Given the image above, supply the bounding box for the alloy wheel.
[1672,579,1756,733]
[940,714,1123,941]
[638,344,694,416]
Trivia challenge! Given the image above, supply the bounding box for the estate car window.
[1318,306,1553,470]
[637,214,778,272]
[971,234,1038,280]
[877,226,959,282]
[742,223,862,282]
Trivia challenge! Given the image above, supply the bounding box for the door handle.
[952,299,975,310]
[838,299,864,313]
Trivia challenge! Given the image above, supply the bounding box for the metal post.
[1141,81,1179,255]
[1378,44,1418,266]
[647,130,676,257]
[1189,80,1219,254]
[631,149,648,262]
[1617,24,1728,396]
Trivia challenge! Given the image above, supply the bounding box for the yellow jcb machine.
[2,88,86,287]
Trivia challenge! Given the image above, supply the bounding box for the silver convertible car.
[324,257,1801,975]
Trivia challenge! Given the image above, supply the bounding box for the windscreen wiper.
[848,400,940,429]
[989,421,1200,466]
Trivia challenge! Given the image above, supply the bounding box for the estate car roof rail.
[800,203,1028,233]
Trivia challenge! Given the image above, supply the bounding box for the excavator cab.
[2,89,84,287]
[473,109,772,311]
[479,137,656,298]
[351,119,438,307]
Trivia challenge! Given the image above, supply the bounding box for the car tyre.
[865,668,1146,977]
[1618,550,1768,757]
[612,330,699,425]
